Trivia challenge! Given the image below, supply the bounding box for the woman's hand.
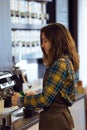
[11,92,21,106]
[25,90,37,96]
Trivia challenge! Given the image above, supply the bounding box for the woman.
[12,23,79,130]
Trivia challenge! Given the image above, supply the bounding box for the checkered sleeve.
[19,59,68,108]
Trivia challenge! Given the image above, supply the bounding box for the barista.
[12,23,79,130]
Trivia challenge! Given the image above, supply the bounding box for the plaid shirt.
[20,56,78,108]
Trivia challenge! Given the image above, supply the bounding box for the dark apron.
[39,68,74,130]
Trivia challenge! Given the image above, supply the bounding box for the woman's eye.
[42,40,46,43]
[42,38,48,44]
[44,40,47,43]
[43,40,47,43]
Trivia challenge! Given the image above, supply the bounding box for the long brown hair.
[40,23,79,71]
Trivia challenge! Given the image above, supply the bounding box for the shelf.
[12,52,42,64]
[22,53,43,60]
[36,0,52,2]
[25,0,52,2]
[11,23,47,30]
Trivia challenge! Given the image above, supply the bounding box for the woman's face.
[41,32,51,54]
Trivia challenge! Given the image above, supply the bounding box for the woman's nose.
[41,42,44,48]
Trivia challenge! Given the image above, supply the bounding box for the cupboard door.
[69,98,86,130]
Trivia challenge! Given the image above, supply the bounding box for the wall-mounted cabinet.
[0,0,52,71]
[10,0,52,64]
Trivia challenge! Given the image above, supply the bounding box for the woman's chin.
[45,51,48,54]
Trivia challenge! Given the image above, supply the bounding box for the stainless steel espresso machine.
[0,71,36,130]
[0,71,22,130]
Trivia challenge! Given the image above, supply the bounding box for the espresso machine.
[0,71,36,130]
[0,71,23,130]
